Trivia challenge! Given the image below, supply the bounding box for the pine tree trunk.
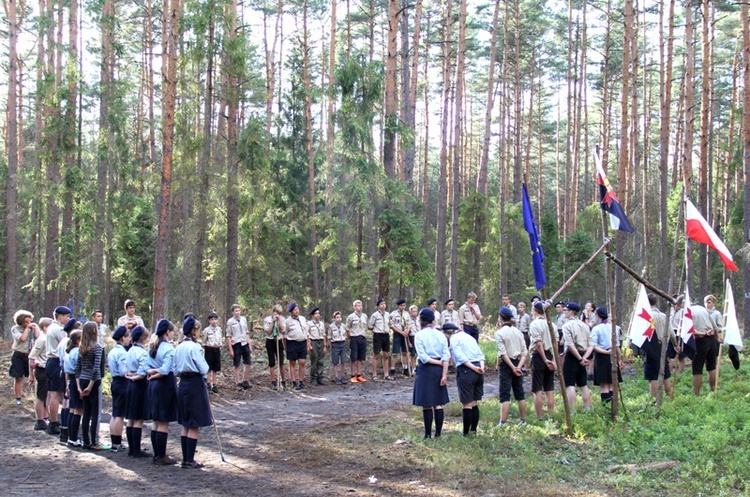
[683,1,696,289]
[477,0,501,196]
[436,0,452,300]
[153,0,181,321]
[325,0,336,212]
[302,0,319,301]
[740,1,750,336]
[449,0,467,298]
[698,0,711,295]
[225,0,240,314]
[4,0,20,325]
[61,0,78,301]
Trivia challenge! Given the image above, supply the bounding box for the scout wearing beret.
[554,301,567,355]
[529,301,556,419]
[125,325,153,458]
[45,305,72,435]
[108,326,132,452]
[369,298,393,380]
[589,307,622,404]
[175,316,212,468]
[147,319,179,465]
[427,299,444,331]
[413,308,450,439]
[562,302,593,411]
[449,322,486,435]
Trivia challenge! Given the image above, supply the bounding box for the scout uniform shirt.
[441,309,461,328]
[562,317,592,354]
[528,317,553,355]
[46,320,66,359]
[346,311,368,337]
[308,319,326,340]
[202,325,224,348]
[459,302,481,328]
[263,315,286,340]
[116,314,145,328]
[226,315,249,345]
[494,324,528,360]
[11,325,32,354]
[328,321,347,343]
[691,305,719,335]
[556,312,568,332]
[408,315,421,336]
[286,314,309,342]
[651,307,674,343]
[517,313,532,335]
[390,309,407,335]
[368,310,389,335]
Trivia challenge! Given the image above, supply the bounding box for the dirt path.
[1,372,502,497]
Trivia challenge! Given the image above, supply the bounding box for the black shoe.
[298,381,306,389]
[34,420,47,431]
[271,382,278,391]
[281,381,287,391]
[236,382,245,390]
[59,427,68,443]
[241,381,251,389]
[402,369,409,376]
[389,369,396,377]
[292,381,299,390]
[211,384,219,394]
[47,422,61,435]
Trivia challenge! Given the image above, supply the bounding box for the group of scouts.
[9,300,213,468]
[8,290,728,454]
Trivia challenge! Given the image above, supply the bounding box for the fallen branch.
[608,461,679,473]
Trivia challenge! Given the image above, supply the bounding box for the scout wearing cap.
[562,302,593,411]
[413,308,451,439]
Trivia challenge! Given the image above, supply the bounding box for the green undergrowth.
[348,360,750,496]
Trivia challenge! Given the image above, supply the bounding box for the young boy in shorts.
[226,304,252,390]
[29,318,52,430]
[202,312,223,393]
[328,312,348,385]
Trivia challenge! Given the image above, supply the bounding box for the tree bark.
[741,1,750,336]
[325,0,336,212]
[436,0,453,300]
[153,0,182,321]
[683,1,696,289]
[225,0,240,314]
[477,0,501,196]
[698,0,711,295]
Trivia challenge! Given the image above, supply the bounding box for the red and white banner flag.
[685,198,738,271]
[628,284,655,348]
[679,287,695,347]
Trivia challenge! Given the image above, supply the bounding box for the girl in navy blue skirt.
[108,326,131,452]
[175,316,212,469]
[64,331,83,448]
[413,308,451,439]
[125,326,152,458]
[147,319,178,465]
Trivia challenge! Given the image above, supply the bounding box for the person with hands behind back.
[448,322,485,436]
[412,308,451,439]
[495,307,529,426]
[562,302,593,412]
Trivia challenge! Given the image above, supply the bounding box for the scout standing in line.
[441,299,460,374]
[108,326,132,452]
[516,302,532,349]
[285,302,309,390]
[28,318,52,430]
[495,307,528,425]
[75,322,105,450]
[328,311,348,384]
[690,301,721,395]
[668,296,688,374]
[201,312,223,393]
[413,308,450,439]
[125,326,153,458]
[644,294,676,398]
[555,301,568,355]
[459,292,482,341]
[406,305,420,371]
[427,299,443,330]
[500,294,517,324]
[528,302,556,419]
[369,298,393,380]
[307,307,328,386]
[704,295,723,330]
[46,305,72,435]
[562,302,593,411]
[263,304,287,391]
[590,307,622,403]
[117,299,145,329]
[346,300,368,383]
[449,322,485,436]
[147,319,179,465]
[9,310,38,406]
[64,331,83,448]
[226,304,252,390]
[389,299,410,377]
[175,317,212,469]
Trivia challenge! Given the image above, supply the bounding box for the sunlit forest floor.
[1,338,747,496]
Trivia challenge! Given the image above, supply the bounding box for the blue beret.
[565,302,581,313]
[288,302,298,313]
[396,299,406,306]
[63,318,77,333]
[182,316,196,336]
[499,307,514,320]
[54,306,72,316]
[309,307,320,316]
[155,319,171,336]
[419,308,435,323]
[112,326,128,341]
[531,295,541,302]
[596,307,608,320]
[533,302,545,313]
[444,298,454,306]
[131,325,146,344]
[442,322,459,332]
[555,301,566,307]
[427,298,437,306]
[376,298,385,306]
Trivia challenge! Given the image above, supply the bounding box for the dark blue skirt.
[413,362,449,407]
[126,378,151,421]
[177,374,212,428]
[148,372,178,423]
[68,376,82,409]
[46,358,64,392]
[111,376,128,418]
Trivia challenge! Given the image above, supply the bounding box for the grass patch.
[316,360,750,496]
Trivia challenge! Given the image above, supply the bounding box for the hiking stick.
[206,382,226,462]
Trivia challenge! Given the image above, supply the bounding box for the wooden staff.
[548,241,610,303]
[604,251,677,305]
[541,287,573,438]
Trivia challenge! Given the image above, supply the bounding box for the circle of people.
[8,290,724,457]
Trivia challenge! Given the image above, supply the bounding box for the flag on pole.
[723,279,743,351]
[628,284,655,348]
[596,155,634,234]
[685,198,738,271]
[679,286,697,359]
[522,183,547,290]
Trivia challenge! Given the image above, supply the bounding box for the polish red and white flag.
[685,198,738,271]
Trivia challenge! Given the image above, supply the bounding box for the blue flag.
[522,183,547,290]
